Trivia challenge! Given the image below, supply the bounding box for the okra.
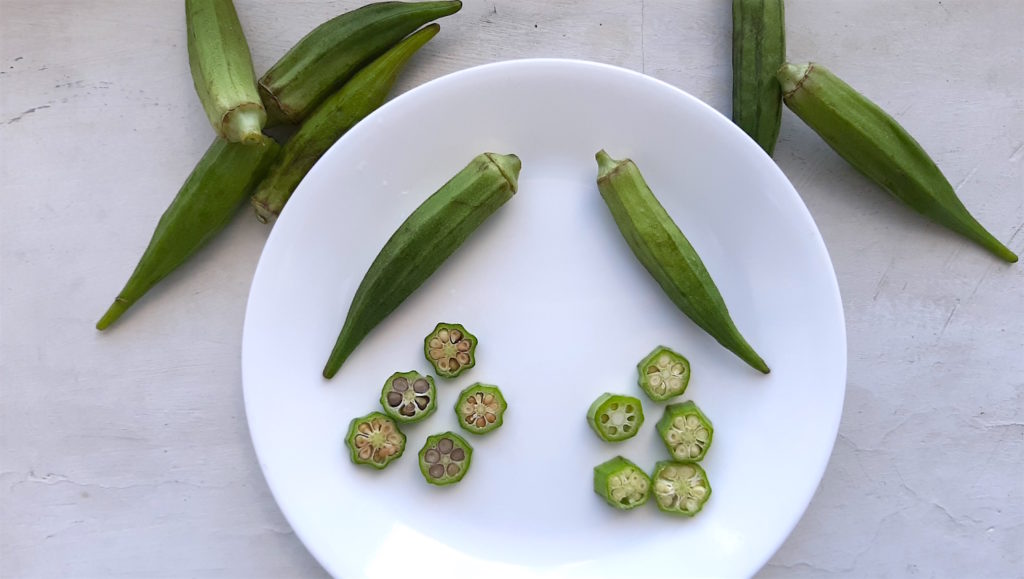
[587,393,644,443]
[345,411,406,469]
[251,24,439,222]
[186,0,265,144]
[731,0,785,155]
[455,383,506,435]
[323,153,520,378]
[595,150,771,374]
[259,1,462,125]
[418,432,472,486]
[652,460,712,517]
[593,456,651,511]
[424,322,477,378]
[656,401,713,462]
[380,371,436,423]
[637,346,691,402]
[778,62,1018,263]
[96,136,280,330]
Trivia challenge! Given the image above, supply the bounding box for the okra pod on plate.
[419,432,472,486]
[731,0,785,155]
[652,460,712,517]
[259,1,462,126]
[424,322,477,378]
[186,0,265,144]
[587,393,644,442]
[656,401,714,462]
[346,411,406,469]
[322,153,520,378]
[593,456,651,511]
[455,383,506,435]
[380,371,437,423]
[96,136,280,330]
[778,62,1018,263]
[595,150,771,374]
[637,346,691,402]
[250,24,440,222]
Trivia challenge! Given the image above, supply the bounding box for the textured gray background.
[1,1,1022,577]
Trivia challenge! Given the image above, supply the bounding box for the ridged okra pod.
[258,1,462,125]
[778,62,1017,263]
[731,0,785,155]
[96,137,281,330]
[323,153,521,378]
[186,0,266,143]
[251,24,439,222]
[595,150,771,374]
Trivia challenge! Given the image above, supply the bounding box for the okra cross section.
[657,401,714,462]
[345,412,406,469]
[380,371,437,423]
[652,460,712,517]
[587,393,644,442]
[424,322,477,378]
[593,456,651,510]
[638,346,691,402]
[455,383,507,435]
[419,432,473,486]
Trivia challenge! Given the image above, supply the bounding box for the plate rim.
[241,57,848,578]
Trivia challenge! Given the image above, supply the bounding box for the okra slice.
[418,432,473,486]
[586,393,644,442]
[652,460,712,517]
[380,371,437,423]
[455,383,507,435]
[345,411,406,469]
[637,346,691,402]
[657,401,714,462]
[424,322,477,378]
[593,456,651,510]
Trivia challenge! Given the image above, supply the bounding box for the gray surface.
[1,1,1022,577]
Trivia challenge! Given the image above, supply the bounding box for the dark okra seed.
[418,431,473,486]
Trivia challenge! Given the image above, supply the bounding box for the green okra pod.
[652,460,712,517]
[251,24,439,222]
[455,383,507,435]
[419,432,472,486]
[323,152,521,378]
[593,456,651,511]
[96,136,281,330]
[186,0,266,144]
[595,150,771,374]
[259,1,462,126]
[778,62,1018,263]
[731,0,785,155]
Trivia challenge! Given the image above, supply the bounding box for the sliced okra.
[345,411,406,469]
[637,346,691,402]
[656,401,713,462]
[652,460,712,517]
[455,383,507,435]
[418,432,473,486]
[586,393,644,442]
[380,371,437,423]
[424,322,477,378]
[593,456,651,511]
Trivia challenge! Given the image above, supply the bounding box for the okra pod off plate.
[242,59,846,578]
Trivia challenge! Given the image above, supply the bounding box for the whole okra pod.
[259,1,462,126]
[778,62,1017,263]
[250,24,440,222]
[731,0,785,155]
[96,136,281,330]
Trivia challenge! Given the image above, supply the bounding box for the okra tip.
[484,153,522,192]
[777,62,812,98]
[595,149,624,180]
[96,297,130,331]
[223,106,266,146]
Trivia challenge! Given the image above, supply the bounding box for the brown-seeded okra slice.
[379,371,437,423]
[418,432,473,486]
[637,346,691,402]
[345,412,406,469]
[656,401,713,461]
[455,383,507,435]
[652,460,712,516]
[593,456,651,510]
[586,393,644,442]
[424,322,476,378]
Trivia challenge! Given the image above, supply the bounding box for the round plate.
[242,59,846,578]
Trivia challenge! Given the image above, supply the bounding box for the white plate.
[242,59,846,578]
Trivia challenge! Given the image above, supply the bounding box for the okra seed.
[429,349,444,360]
[449,329,462,342]
[446,463,460,476]
[438,438,454,453]
[449,360,461,372]
[485,413,496,423]
[658,354,671,367]
[456,340,471,352]
[425,449,441,463]
[429,464,444,478]
[429,338,443,349]
[475,417,486,428]
[455,352,470,365]
[357,423,372,435]
[415,396,430,409]
[438,329,450,342]
[358,446,373,460]
[400,404,415,416]
[387,392,403,406]
[393,377,409,392]
[450,448,465,461]
[649,374,663,387]
[599,414,609,424]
